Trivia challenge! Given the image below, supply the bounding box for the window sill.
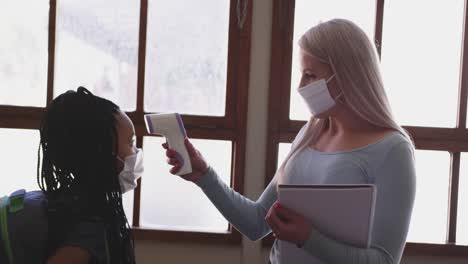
[131,226,242,244]
[404,242,468,257]
[261,234,468,257]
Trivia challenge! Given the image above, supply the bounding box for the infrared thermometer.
[144,113,192,175]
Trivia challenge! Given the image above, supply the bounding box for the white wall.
[135,0,468,263]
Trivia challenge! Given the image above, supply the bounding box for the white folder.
[278,184,377,264]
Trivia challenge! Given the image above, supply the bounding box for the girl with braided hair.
[0,87,141,264]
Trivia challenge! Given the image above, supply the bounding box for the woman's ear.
[335,93,346,105]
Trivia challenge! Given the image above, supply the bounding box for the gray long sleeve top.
[195,130,416,264]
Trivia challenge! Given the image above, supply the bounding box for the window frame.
[0,0,252,244]
[263,0,468,257]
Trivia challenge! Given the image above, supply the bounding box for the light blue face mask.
[297,74,343,116]
[117,148,144,193]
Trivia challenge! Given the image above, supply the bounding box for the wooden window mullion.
[374,0,385,58]
[457,0,468,129]
[447,0,468,244]
[46,0,57,106]
[136,0,148,115]
[133,135,144,227]
[132,0,149,227]
[282,0,296,132]
[265,0,295,185]
[448,152,461,243]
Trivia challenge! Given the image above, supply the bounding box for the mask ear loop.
[327,57,345,104]
[325,73,336,83]
[335,92,345,104]
[325,73,344,103]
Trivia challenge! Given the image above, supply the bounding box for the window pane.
[123,190,134,226]
[140,137,231,232]
[381,0,464,127]
[458,153,468,245]
[54,0,140,111]
[0,129,40,195]
[407,150,450,243]
[290,0,376,120]
[0,2,48,107]
[278,143,292,169]
[144,0,230,116]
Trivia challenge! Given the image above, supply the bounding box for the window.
[0,1,49,107]
[144,0,230,116]
[266,0,468,256]
[54,0,140,111]
[140,138,232,233]
[381,0,464,128]
[0,129,40,195]
[0,0,252,244]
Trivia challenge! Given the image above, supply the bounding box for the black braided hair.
[38,87,135,263]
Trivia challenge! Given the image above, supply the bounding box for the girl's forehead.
[116,111,135,133]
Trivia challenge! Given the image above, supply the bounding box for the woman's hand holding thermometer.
[144,112,208,181]
[163,138,208,183]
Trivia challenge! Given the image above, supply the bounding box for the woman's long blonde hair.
[276,19,411,183]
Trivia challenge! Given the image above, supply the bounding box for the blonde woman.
[163,19,416,264]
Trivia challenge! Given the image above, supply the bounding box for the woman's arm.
[195,166,277,240]
[165,138,296,241]
[164,129,306,241]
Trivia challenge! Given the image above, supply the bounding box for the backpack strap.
[0,189,26,264]
[9,190,25,214]
[0,195,14,264]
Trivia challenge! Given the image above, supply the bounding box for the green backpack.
[0,190,48,264]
